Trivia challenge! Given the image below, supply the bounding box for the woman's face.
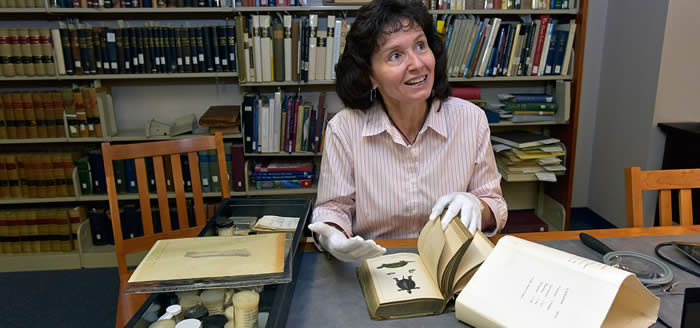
[369,19,435,109]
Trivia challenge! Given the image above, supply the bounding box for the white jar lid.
[175,319,202,328]
[158,313,173,321]
[166,304,182,315]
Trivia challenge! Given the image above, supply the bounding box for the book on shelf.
[357,217,494,320]
[455,235,659,328]
[491,130,560,149]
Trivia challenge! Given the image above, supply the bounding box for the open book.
[356,217,494,320]
[456,236,660,327]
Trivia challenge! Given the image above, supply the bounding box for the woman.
[308,0,507,262]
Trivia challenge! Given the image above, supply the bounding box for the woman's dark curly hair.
[335,0,449,110]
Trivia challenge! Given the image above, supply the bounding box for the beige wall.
[653,0,700,123]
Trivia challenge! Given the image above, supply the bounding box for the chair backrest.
[101,132,230,281]
[624,166,699,227]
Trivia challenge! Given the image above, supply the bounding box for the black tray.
[124,196,312,328]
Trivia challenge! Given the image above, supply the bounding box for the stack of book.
[427,0,576,10]
[250,160,314,190]
[0,208,75,254]
[496,92,557,123]
[235,14,350,83]
[51,0,230,8]
[243,91,333,154]
[0,28,55,78]
[0,153,77,199]
[491,130,566,182]
[440,14,576,78]
[0,87,116,140]
[237,0,308,6]
[198,105,241,135]
[53,21,237,76]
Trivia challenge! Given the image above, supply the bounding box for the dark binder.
[58,27,74,75]
[226,24,236,72]
[242,94,256,153]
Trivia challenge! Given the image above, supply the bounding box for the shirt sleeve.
[468,111,508,236]
[311,120,356,237]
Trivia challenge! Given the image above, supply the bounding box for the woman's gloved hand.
[429,192,484,234]
[308,222,386,262]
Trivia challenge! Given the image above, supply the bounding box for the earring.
[369,88,376,102]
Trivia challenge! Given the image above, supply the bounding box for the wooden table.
[116,225,700,327]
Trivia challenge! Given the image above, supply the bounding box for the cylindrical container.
[224,289,233,307]
[149,319,176,328]
[232,290,260,328]
[202,314,227,328]
[215,216,234,236]
[179,295,203,311]
[167,304,184,323]
[175,319,202,328]
[183,305,208,321]
[224,306,234,322]
[200,289,226,315]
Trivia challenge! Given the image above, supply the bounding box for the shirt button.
[411,209,417,216]
[410,178,416,184]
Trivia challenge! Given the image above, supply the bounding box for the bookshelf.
[0,0,588,271]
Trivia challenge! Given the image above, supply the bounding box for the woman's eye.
[416,42,425,51]
[389,53,401,61]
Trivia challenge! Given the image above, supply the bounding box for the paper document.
[456,236,659,328]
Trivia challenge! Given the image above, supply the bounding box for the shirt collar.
[361,100,448,139]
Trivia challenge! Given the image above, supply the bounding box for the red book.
[530,15,551,76]
[230,144,246,192]
[451,87,481,100]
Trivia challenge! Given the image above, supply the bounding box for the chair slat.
[188,152,207,226]
[108,137,218,160]
[101,142,128,277]
[679,188,693,226]
[625,167,644,228]
[170,154,189,230]
[135,158,154,236]
[658,189,672,227]
[153,156,172,232]
[216,133,231,199]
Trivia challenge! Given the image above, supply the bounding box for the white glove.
[308,222,386,262]
[428,192,484,234]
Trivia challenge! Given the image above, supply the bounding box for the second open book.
[357,217,494,320]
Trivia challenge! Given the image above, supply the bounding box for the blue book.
[124,159,138,194]
[87,150,107,194]
[464,21,483,78]
[500,93,554,103]
[180,154,192,193]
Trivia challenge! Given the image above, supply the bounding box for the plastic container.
[215,216,234,236]
[232,290,260,328]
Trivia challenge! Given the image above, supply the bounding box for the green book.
[503,102,558,112]
[75,156,92,195]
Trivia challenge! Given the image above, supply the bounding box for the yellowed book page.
[452,230,494,292]
[455,236,659,328]
[365,252,443,304]
[129,233,285,283]
[416,218,445,284]
[436,219,472,288]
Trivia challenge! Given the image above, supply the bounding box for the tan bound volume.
[357,216,493,320]
[456,235,659,328]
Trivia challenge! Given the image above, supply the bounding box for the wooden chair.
[105,133,231,327]
[624,166,699,227]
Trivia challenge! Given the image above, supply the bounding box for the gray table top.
[287,234,700,328]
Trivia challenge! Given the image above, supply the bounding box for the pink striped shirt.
[312,97,507,240]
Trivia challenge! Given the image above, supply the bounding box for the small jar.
[224,306,234,322]
[167,304,184,323]
[179,295,203,311]
[215,217,234,236]
[175,319,202,328]
[232,290,260,328]
[201,289,226,315]
[183,305,208,321]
